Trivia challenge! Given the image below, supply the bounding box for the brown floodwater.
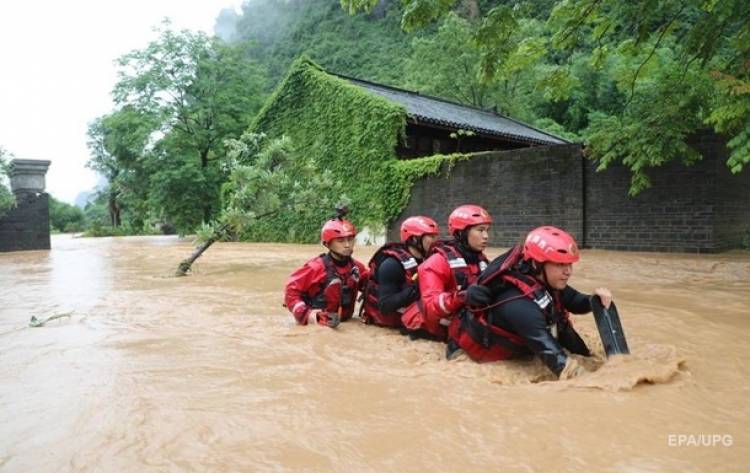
[1,234,749,472]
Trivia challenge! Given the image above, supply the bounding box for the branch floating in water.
[29,312,73,328]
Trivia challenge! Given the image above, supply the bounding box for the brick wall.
[584,133,749,252]
[389,144,583,247]
[388,133,748,253]
[0,192,51,252]
[709,135,750,251]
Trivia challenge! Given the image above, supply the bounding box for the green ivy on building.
[249,56,473,242]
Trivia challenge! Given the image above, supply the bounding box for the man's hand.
[323,311,341,329]
[466,284,492,307]
[593,287,613,309]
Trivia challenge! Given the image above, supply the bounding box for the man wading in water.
[402,205,494,342]
[360,215,440,330]
[284,209,368,328]
[447,226,614,380]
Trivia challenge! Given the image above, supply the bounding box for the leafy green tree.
[48,196,85,233]
[548,0,750,191]
[86,106,158,228]
[176,133,340,275]
[81,192,113,235]
[232,0,413,87]
[342,0,750,193]
[405,13,494,107]
[706,61,750,173]
[0,147,15,218]
[111,21,268,229]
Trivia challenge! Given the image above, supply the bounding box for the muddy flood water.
[1,235,749,472]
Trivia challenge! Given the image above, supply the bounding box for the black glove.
[404,285,419,304]
[466,284,492,307]
[324,311,341,329]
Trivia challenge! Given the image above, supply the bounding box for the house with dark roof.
[252,57,750,251]
[336,74,568,158]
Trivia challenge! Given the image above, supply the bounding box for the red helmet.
[448,204,492,234]
[321,219,357,244]
[523,226,580,264]
[400,216,439,242]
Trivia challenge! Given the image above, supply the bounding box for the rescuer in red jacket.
[361,216,440,328]
[402,204,493,341]
[284,216,368,328]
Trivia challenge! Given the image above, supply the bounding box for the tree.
[0,147,15,218]
[405,13,495,107]
[48,197,85,233]
[111,21,268,230]
[342,0,750,193]
[86,106,158,228]
[176,133,341,275]
[548,0,750,191]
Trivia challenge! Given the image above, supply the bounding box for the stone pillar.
[0,159,52,252]
[10,159,51,197]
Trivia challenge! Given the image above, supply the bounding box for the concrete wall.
[389,144,583,247]
[0,192,51,252]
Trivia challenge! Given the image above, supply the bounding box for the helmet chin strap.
[406,236,426,260]
[519,258,543,277]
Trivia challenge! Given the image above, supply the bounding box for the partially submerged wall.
[584,133,749,252]
[389,144,583,247]
[389,134,748,252]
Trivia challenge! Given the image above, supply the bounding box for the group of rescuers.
[284,204,614,380]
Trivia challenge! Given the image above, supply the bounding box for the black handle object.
[591,297,630,357]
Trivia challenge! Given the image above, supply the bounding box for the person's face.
[543,262,573,290]
[466,224,490,252]
[327,236,355,258]
[420,234,439,253]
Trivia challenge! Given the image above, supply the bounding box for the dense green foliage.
[250,57,407,239]
[86,22,268,235]
[224,0,413,86]
[86,0,748,240]
[0,147,15,218]
[342,0,749,193]
[177,132,341,274]
[48,196,85,233]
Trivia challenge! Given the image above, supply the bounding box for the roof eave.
[408,115,565,147]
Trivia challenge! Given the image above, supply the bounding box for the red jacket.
[407,241,487,340]
[284,253,368,326]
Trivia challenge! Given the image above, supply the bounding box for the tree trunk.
[108,190,120,227]
[176,236,217,276]
[200,147,211,223]
[175,210,277,277]
[175,223,228,276]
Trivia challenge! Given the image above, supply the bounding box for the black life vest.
[362,243,419,327]
[448,245,571,362]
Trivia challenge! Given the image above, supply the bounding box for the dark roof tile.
[338,75,569,146]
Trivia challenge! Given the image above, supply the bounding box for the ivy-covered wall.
[249,57,409,242]
[247,57,579,245]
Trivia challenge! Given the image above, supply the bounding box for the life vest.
[430,239,488,290]
[448,245,572,362]
[405,240,488,340]
[303,253,362,321]
[361,243,419,327]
